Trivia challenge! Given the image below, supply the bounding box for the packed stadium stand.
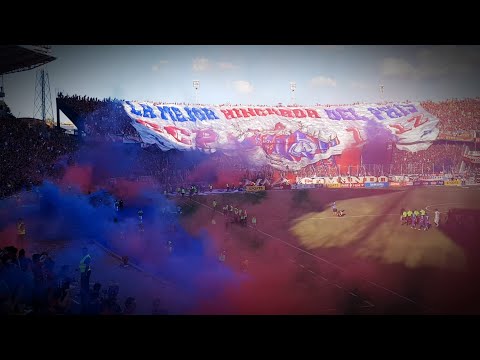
[421,98,480,133]
[2,85,480,314]
[52,95,480,186]
[0,114,77,197]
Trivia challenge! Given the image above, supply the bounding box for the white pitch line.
[253,226,426,308]
[189,198,423,309]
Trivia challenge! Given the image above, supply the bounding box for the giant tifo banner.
[123,101,440,171]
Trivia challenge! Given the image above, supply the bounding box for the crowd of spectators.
[2,95,479,199]
[58,94,480,138]
[0,100,13,119]
[58,95,477,180]
[57,93,138,140]
[390,142,466,175]
[101,148,275,191]
[0,246,66,315]
[0,114,77,198]
[2,95,480,315]
[0,244,146,315]
[421,98,480,133]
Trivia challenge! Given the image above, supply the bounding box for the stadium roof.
[0,45,56,75]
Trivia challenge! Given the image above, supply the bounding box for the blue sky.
[4,45,480,120]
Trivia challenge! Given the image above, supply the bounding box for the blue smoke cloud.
[0,178,242,313]
[0,130,257,314]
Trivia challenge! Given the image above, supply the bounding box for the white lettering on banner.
[123,101,440,171]
[298,176,388,185]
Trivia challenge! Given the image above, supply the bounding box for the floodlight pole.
[34,67,54,124]
[290,81,296,105]
[193,80,200,104]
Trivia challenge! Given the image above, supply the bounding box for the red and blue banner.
[123,101,440,171]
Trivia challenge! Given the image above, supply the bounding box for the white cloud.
[217,61,237,70]
[232,80,254,94]
[193,57,210,72]
[310,76,337,87]
[152,60,168,72]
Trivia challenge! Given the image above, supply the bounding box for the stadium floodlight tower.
[379,84,384,102]
[193,80,200,104]
[290,81,296,105]
[33,67,54,125]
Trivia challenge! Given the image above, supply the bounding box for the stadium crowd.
[0,114,77,198]
[108,148,274,190]
[55,96,477,180]
[2,94,480,315]
[2,95,480,199]
[390,142,466,175]
[0,243,147,315]
[421,98,480,133]
[57,93,138,139]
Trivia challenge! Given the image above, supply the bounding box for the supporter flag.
[123,101,441,171]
